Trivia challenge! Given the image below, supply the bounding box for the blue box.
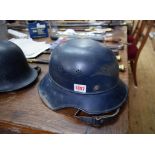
[28,21,49,39]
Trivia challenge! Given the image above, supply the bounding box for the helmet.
[38,39,128,126]
[0,41,40,92]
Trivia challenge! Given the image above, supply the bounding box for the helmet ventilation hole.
[76,69,80,73]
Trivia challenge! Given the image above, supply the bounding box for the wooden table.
[0,26,128,133]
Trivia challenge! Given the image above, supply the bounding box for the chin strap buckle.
[75,108,120,126]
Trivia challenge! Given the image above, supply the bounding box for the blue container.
[28,21,49,39]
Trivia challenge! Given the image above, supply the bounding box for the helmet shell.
[0,41,38,92]
[39,39,128,115]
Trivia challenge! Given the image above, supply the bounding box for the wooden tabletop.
[0,26,128,133]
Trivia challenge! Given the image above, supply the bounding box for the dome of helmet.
[49,39,119,93]
[0,41,38,92]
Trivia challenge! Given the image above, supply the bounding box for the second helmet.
[0,41,40,92]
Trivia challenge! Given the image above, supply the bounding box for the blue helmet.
[38,39,128,126]
[0,41,40,92]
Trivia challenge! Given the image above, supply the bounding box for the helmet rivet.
[93,85,100,91]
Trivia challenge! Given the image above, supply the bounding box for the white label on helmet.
[74,84,86,93]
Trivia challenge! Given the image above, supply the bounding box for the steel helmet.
[0,41,40,92]
[38,39,128,126]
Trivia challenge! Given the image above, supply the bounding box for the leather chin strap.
[75,108,120,127]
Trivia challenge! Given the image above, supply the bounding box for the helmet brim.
[38,74,128,115]
[0,68,38,92]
